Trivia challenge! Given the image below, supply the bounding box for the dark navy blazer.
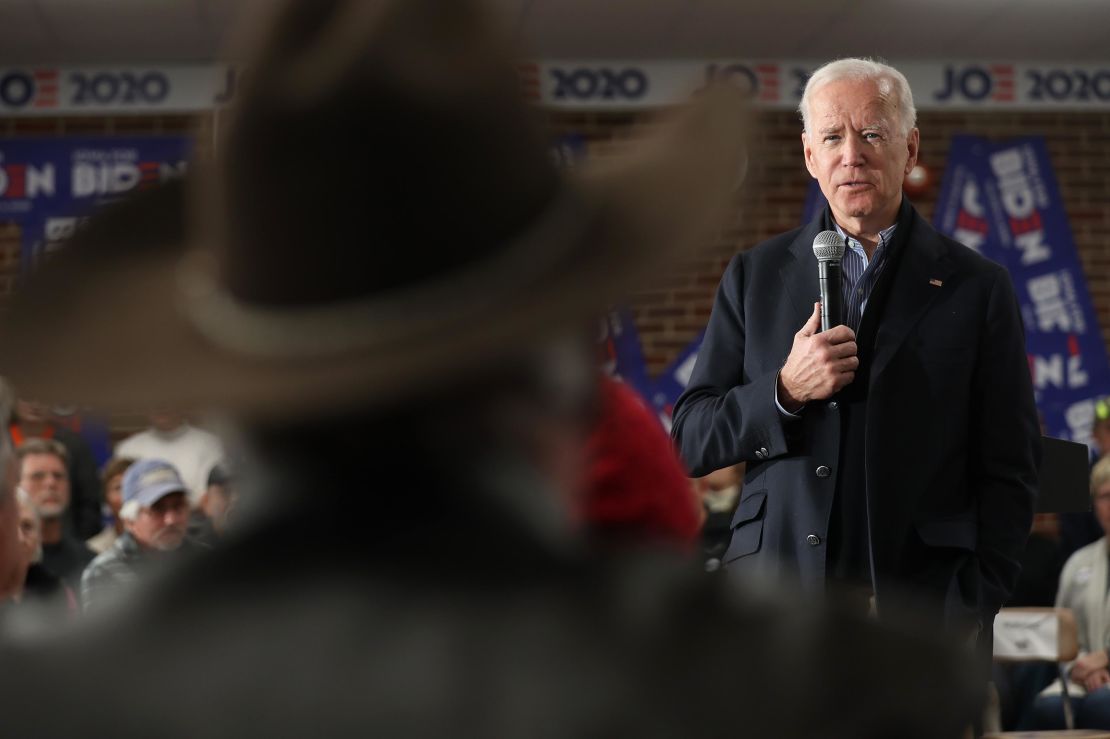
[672,201,1041,627]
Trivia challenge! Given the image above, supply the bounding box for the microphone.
[812,231,845,332]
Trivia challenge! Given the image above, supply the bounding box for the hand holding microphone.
[775,232,857,412]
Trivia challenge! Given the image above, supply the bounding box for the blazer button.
[806,534,821,546]
[828,401,838,410]
[758,447,769,458]
[754,449,765,460]
[816,465,831,478]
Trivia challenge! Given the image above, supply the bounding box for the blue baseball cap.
[122,458,187,508]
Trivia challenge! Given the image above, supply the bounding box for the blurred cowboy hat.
[0,0,748,419]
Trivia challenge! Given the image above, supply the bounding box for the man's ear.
[904,128,920,174]
[802,132,818,179]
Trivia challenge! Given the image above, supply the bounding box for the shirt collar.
[833,221,898,256]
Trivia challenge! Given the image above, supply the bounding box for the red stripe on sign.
[995,79,1014,88]
[33,69,58,80]
[1068,334,1080,357]
[990,65,1014,75]
[756,64,777,73]
[4,165,25,198]
[36,83,58,94]
[138,161,159,170]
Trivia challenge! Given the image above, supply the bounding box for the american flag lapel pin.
[929,278,943,287]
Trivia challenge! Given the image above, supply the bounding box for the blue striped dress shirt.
[834,221,898,332]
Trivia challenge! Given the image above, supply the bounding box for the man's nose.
[841,135,865,165]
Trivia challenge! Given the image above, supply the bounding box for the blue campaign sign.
[0,136,191,270]
[599,308,654,402]
[934,135,1110,449]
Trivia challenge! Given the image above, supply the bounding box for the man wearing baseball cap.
[80,458,195,613]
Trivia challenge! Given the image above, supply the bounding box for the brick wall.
[550,109,1110,376]
[2,108,1109,389]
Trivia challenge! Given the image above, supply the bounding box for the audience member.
[695,463,743,570]
[1061,399,1110,558]
[116,411,223,506]
[8,398,103,539]
[87,457,135,554]
[188,463,235,546]
[0,1,979,735]
[0,431,21,603]
[4,489,76,620]
[1024,456,1110,729]
[581,376,702,549]
[81,459,197,614]
[16,438,95,592]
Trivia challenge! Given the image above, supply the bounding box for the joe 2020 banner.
[935,135,1110,450]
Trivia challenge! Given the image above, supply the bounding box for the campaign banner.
[0,66,237,116]
[2,62,1108,115]
[521,60,1110,111]
[0,136,191,270]
[934,135,1110,449]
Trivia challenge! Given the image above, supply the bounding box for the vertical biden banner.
[935,135,1110,450]
[0,136,191,271]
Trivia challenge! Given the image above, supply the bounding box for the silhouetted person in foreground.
[0,1,979,736]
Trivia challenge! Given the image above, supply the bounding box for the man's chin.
[152,534,186,552]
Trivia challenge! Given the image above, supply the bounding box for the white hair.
[799,57,917,138]
[120,500,141,522]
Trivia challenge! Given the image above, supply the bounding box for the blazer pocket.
[915,516,978,552]
[723,490,767,564]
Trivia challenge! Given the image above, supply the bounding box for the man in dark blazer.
[672,58,1041,639]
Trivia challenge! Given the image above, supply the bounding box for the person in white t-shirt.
[115,411,223,507]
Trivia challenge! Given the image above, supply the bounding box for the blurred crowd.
[0,395,234,625]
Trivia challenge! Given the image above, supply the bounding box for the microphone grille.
[812,230,845,261]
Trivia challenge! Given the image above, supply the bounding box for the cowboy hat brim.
[0,87,748,419]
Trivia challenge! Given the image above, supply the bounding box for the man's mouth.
[839,181,873,190]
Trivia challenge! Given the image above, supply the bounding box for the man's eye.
[824,135,840,143]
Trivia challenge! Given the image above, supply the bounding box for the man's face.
[128,491,190,551]
[16,496,40,566]
[1095,482,1110,536]
[202,484,233,534]
[802,77,919,231]
[149,410,184,433]
[0,455,25,598]
[1092,420,1110,458]
[13,400,49,426]
[105,473,124,517]
[20,453,69,518]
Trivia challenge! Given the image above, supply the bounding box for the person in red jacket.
[581,376,702,549]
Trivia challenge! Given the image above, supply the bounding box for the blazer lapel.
[870,209,956,383]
